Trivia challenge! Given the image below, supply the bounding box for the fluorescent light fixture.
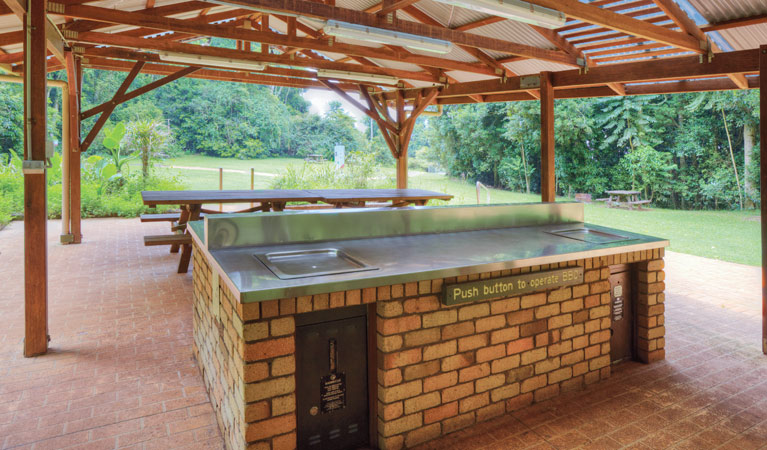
[157,51,267,71]
[433,0,566,29]
[316,69,398,85]
[323,20,452,54]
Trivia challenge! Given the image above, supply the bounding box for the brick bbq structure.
[189,206,667,449]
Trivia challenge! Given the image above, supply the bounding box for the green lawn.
[154,155,761,266]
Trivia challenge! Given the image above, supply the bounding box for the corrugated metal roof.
[688,0,767,23]
[1,0,766,88]
[718,24,767,51]
[503,59,576,76]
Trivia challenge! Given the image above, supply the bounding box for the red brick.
[245,337,294,361]
[378,316,421,335]
[246,414,296,442]
[424,402,458,424]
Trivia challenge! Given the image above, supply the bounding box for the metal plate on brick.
[609,267,633,364]
[296,310,369,449]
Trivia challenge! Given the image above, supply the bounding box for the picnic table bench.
[597,190,651,210]
[141,188,453,273]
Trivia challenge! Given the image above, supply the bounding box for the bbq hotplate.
[255,248,378,280]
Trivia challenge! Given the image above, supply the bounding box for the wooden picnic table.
[307,189,454,208]
[141,188,453,273]
[604,190,651,210]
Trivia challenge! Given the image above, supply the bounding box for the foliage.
[101,122,137,177]
[271,151,393,190]
[426,90,761,210]
[0,147,184,227]
[123,118,171,178]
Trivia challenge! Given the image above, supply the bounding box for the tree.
[123,119,171,178]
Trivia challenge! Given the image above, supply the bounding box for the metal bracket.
[22,160,46,174]
[520,75,540,89]
[62,29,78,40]
[328,37,334,47]
[60,234,75,244]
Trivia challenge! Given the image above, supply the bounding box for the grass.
[154,155,761,266]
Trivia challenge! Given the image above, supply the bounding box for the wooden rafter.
[527,0,703,52]
[381,49,758,101]
[53,4,496,77]
[53,56,358,91]
[606,82,626,96]
[71,31,440,82]
[168,0,579,65]
[377,0,420,17]
[651,0,749,91]
[651,0,706,42]
[703,14,767,32]
[2,0,66,62]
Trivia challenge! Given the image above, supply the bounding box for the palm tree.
[124,119,171,179]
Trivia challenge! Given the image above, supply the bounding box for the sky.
[303,88,370,131]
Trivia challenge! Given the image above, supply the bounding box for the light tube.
[323,20,452,54]
[157,51,267,71]
[433,0,566,29]
[316,69,399,85]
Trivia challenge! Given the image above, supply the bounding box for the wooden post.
[250,168,255,208]
[23,0,49,357]
[65,50,82,244]
[540,71,555,203]
[760,45,767,355]
[219,167,223,212]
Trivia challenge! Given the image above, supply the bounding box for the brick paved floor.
[0,219,222,449]
[1,219,766,449]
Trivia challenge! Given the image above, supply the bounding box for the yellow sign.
[443,267,584,305]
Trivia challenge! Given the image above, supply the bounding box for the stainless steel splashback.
[203,202,584,250]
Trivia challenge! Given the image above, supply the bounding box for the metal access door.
[295,305,369,450]
[609,265,634,364]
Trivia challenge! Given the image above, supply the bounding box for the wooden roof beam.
[557,3,663,33]
[3,0,66,63]
[377,0,420,17]
[191,0,580,65]
[527,0,703,52]
[651,0,706,43]
[728,73,749,90]
[53,4,498,76]
[379,49,758,100]
[530,25,589,66]
[702,14,767,32]
[57,56,356,89]
[72,31,441,82]
[401,5,511,77]
[606,82,625,95]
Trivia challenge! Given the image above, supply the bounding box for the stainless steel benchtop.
[187,204,668,303]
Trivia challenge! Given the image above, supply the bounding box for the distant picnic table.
[599,190,651,210]
[140,188,453,273]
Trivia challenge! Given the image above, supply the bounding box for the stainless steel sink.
[546,228,634,244]
[254,248,378,279]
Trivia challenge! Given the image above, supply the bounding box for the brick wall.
[192,242,665,450]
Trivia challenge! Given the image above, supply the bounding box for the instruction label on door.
[320,372,346,413]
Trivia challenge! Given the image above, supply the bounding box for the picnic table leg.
[272,202,286,212]
[177,205,201,274]
[170,206,191,254]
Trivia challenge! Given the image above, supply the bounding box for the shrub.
[271,151,394,190]
[0,150,185,228]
